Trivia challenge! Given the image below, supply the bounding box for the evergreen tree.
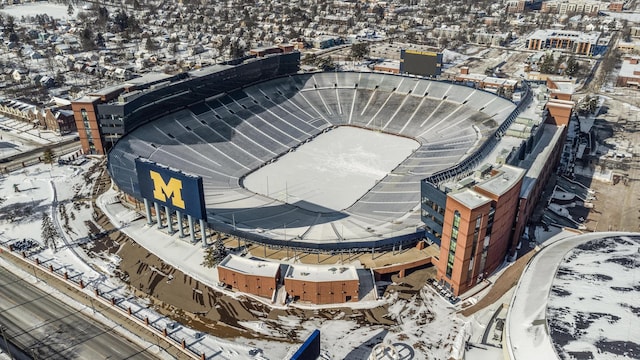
[144,37,157,52]
[95,7,109,29]
[80,27,95,51]
[67,3,74,18]
[41,213,58,252]
[95,32,105,48]
[565,56,580,77]
[201,236,227,268]
[540,53,555,74]
[554,55,565,74]
[42,148,55,165]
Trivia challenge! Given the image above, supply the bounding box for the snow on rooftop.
[619,57,640,80]
[527,29,600,44]
[519,125,566,198]
[475,165,525,197]
[547,235,640,359]
[506,232,640,360]
[219,254,280,277]
[449,188,491,209]
[285,263,359,283]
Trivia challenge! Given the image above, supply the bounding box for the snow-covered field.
[0,2,79,20]
[244,127,419,211]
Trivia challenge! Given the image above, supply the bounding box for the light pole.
[32,265,39,283]
[0,324,15,360]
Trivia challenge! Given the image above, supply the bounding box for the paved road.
[0,266,159,360]
[0,139,80,168]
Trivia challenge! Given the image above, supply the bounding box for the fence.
[0,240,235,360]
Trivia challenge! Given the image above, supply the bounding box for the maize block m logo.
[149,170,185,209]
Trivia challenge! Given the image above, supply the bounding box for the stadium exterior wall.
[212,221,427,253]
[420,81,533,241]
[72,52,301,155]
[435,166,525,296]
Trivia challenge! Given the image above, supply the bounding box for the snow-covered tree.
[41,213,58,252]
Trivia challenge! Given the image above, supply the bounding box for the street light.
[0,324,15,360]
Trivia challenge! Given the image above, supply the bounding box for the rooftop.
[506,232,640,360]
[285,263,359,283]
[619,57,640,79]
[449,188,492,209]
[218,254,280,277]
[475,164,526,197]
[518,124,566,198]
[188,64,233,78]
[124,72,173,86]
[528,29,601,44]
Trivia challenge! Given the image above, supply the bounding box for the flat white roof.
[476,164,526,197]
[510,123,530,132]
[528,29,600,44]
[547,99,575,109]
[449,188,492,209]
[619,58,640,79]
[285,264,359,283]
[519,125,566,198]
[218,254,280,277]
[375,61,400,69]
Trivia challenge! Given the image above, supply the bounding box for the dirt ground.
[113,237,399,341]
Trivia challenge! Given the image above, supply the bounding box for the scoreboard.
[400,49,443,77]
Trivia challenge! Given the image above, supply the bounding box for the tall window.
[467,215,482,282]
[81,109,95,154]
[486,206,495,236]
[446,211,461,278]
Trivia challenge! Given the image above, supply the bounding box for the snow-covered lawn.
[0,2,79,20]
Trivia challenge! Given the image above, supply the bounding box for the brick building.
[455,67,518,93]
[541,0,603,15]
[217,255,281,299]
[617,57,640,88]
[434,165,525,295]
[284,264,359,304]
[526,30,603,56]
[0,99,76,135]
[546,99,575,126]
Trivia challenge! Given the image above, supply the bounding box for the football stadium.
[74,52,570,297]
[102,57,518,251]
